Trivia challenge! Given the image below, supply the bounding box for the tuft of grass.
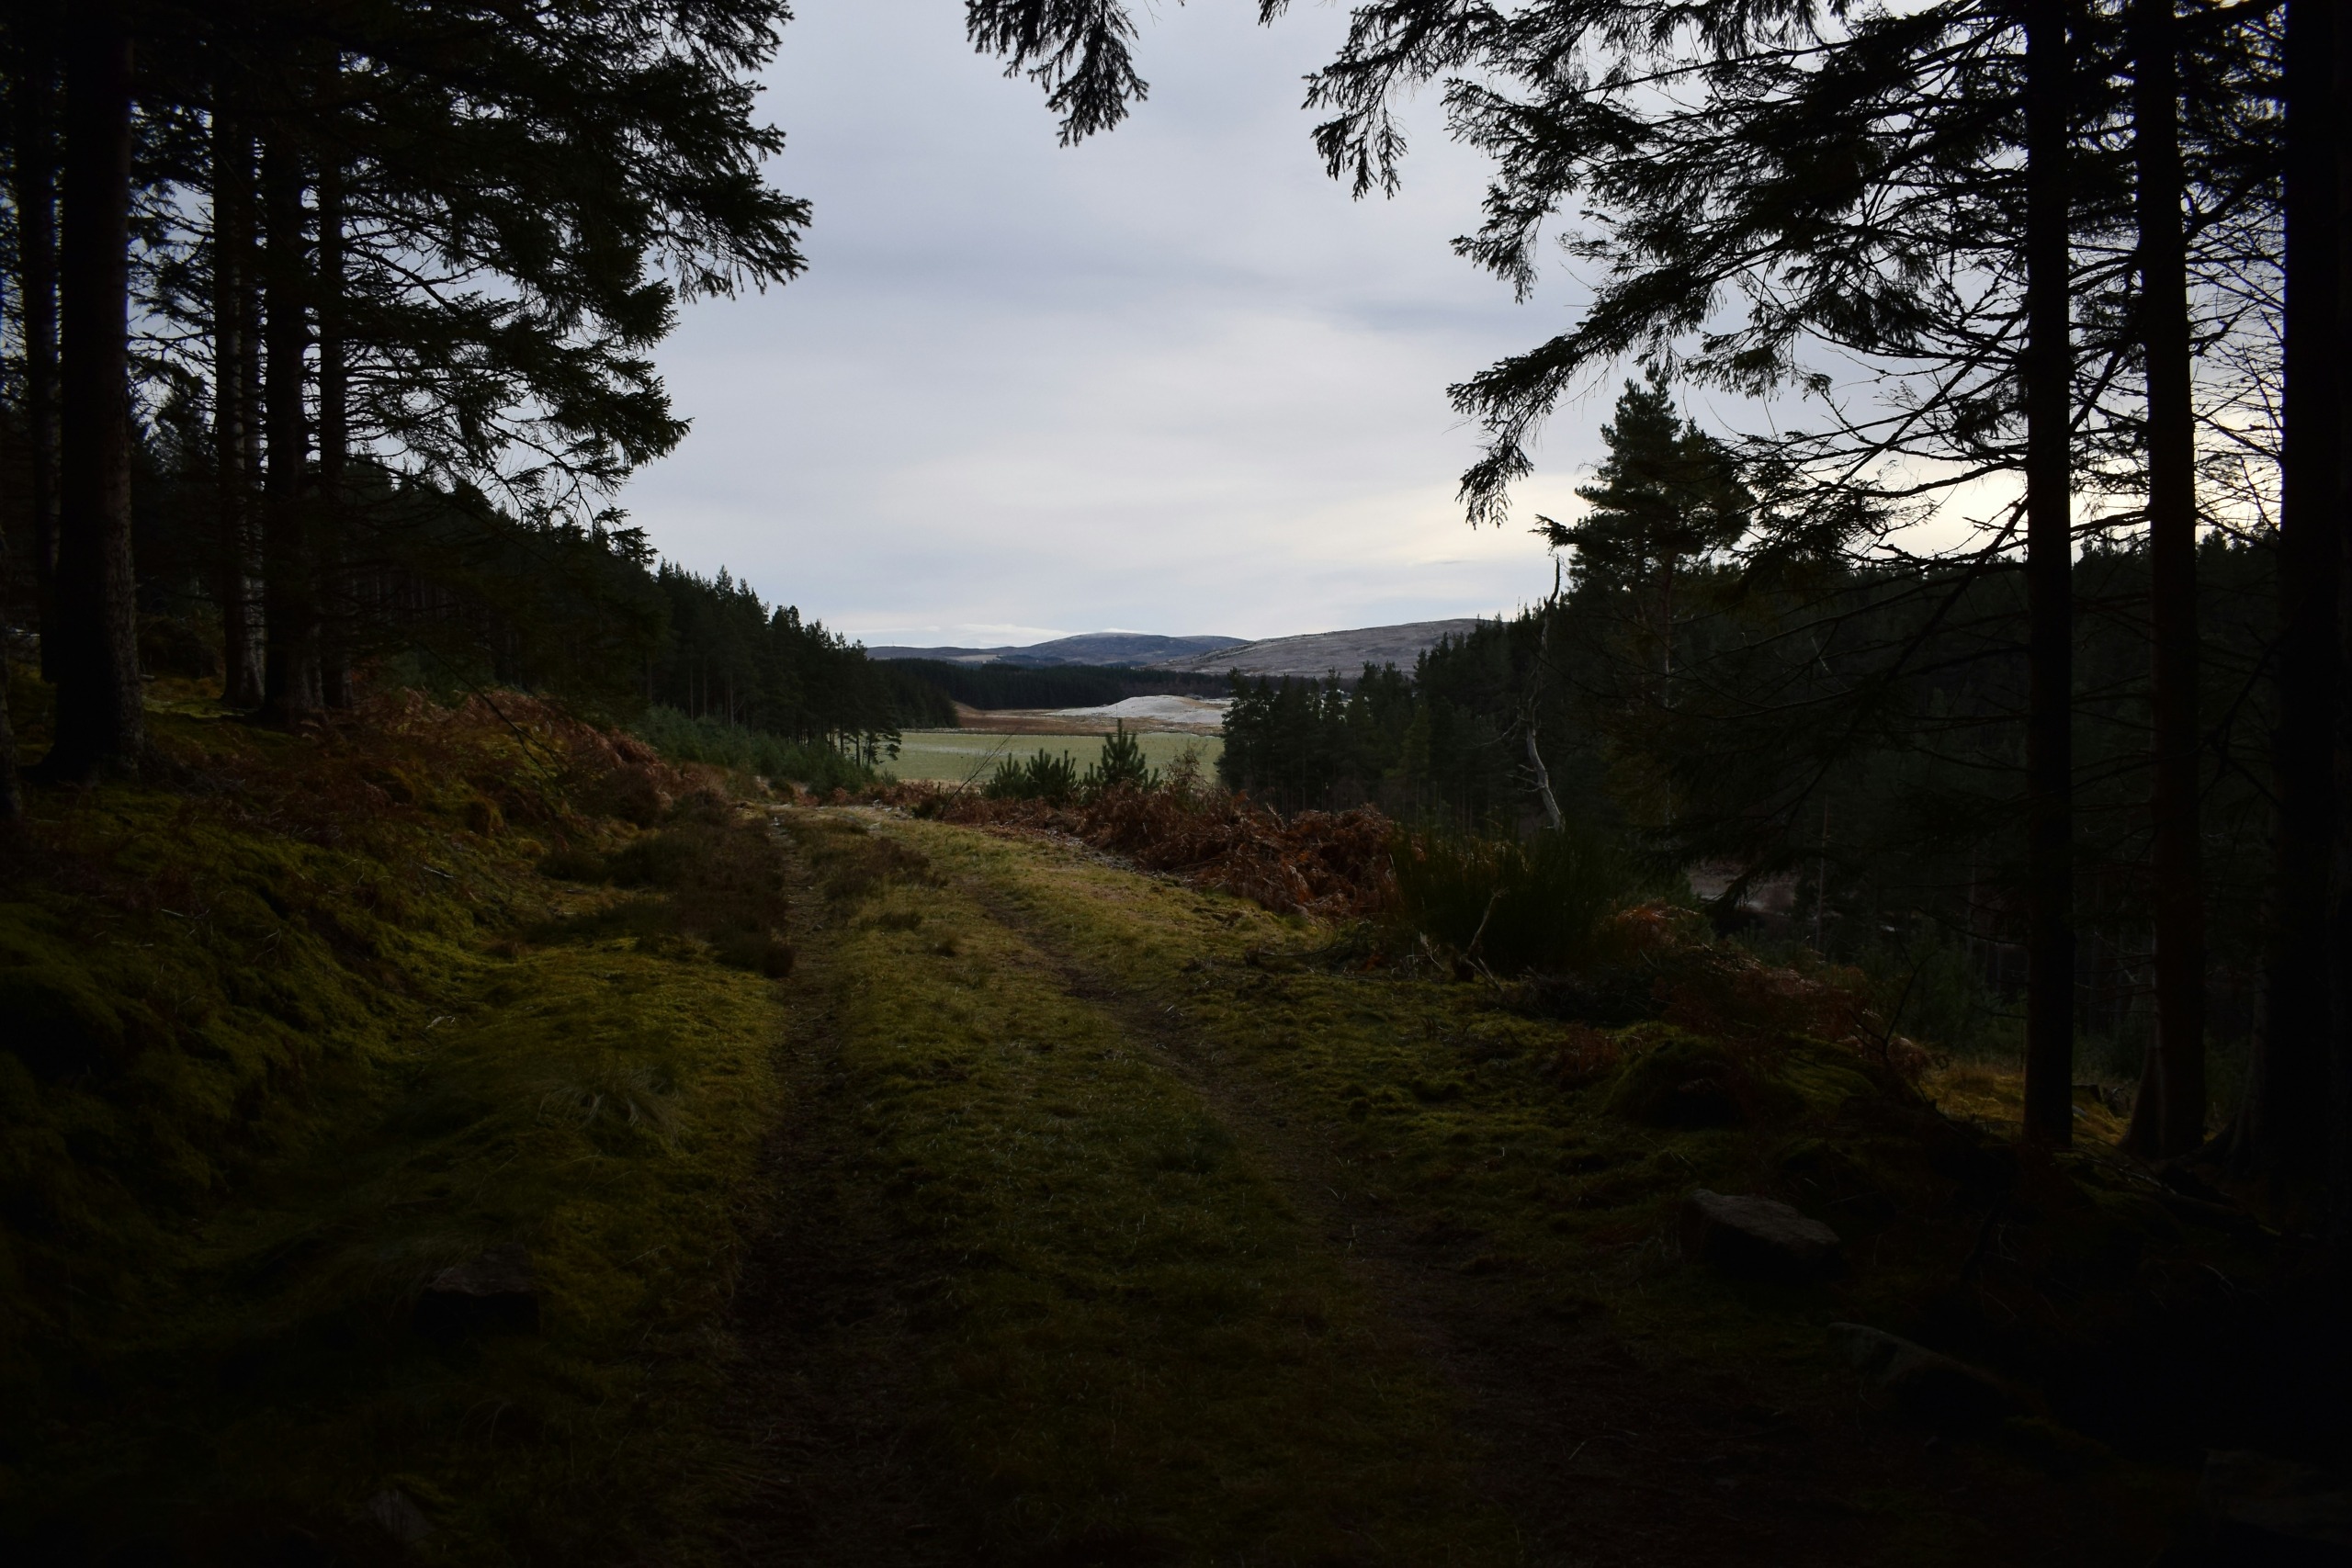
[535,791,797,976]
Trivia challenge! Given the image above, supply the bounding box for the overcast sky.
[616,0,1617,647]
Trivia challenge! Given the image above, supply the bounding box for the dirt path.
[711,810,2177,1566]
[709,986,965,1565]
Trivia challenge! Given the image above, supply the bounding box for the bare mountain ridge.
[1147,619,1484,679]
[864,632,1246,667]
[865,619,1484,678]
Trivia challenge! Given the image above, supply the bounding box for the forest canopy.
[0,0,943,781]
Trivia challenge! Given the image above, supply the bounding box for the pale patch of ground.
[888,729,1220,785]
[1047,694,1229,727]
[947,698,1226,735]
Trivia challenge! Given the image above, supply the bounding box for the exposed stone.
[1679,1190,1842,1280]
[1827,1323,2030,1432]
[2202,1450,2352,1552]
[414,1243,539,1341]
[368,1488,434,1545]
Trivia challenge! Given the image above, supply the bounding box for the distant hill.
[1147,619,1485,680]
[865,632,1249,668]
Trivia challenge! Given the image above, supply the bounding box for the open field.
[944,701,1225,735]
[888,728,1219,784]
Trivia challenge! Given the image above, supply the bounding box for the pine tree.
[2123,0,2207,1160]
[1552,374,1749,705]
[10,14,61,682]
[41,1,143,780]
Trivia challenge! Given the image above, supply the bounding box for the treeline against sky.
[970,0,2351,1198]
[644,567,953,739]
[1223,488,2278,1077]
[0,0,948,776]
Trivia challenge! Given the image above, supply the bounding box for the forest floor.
[4,695,2295,1564]
[704,806,2191,1567]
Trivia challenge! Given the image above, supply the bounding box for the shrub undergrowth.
[631,704,873,793]
[1392,822,1633,976]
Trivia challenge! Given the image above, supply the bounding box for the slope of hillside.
[865,632,1247,667]
[1148,618,1484,677]
[0,683,790,1562]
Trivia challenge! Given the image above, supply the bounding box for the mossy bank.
[1,682,791,1562]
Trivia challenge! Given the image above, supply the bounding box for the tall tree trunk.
[2329,0,2352,1249]
[0,626,17,819]
[2241,0,2339,1190]
[2125,0,2209,1159]
[258,130,320,725]
[317,149,352,710]
[212,96,265,709]
[41,5,143,782]
[14,19,62,683]
[0,261,17,818]
[238,156,265,653]
[2021,0,2078,1146]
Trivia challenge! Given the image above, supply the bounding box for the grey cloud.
[618,0,1604,645]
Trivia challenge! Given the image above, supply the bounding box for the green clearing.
[888,728,1218,784]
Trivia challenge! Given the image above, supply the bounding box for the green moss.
[0,695,787,1562]
[775,807,1516,1563]
[844,811,2202,1560]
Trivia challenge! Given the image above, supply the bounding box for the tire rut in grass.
[953,866,2150,1568]
[712,837,962,1567]
[963,885,1818,1568]
[718,807,1513,1565]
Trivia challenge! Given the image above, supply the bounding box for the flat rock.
[414,1243,539,1341]
[1679,1190,1841,1280]
[1827,1323,2030,1432]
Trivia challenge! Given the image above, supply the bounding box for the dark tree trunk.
[2241,0,2340,1191]
[212,96,265,709]
[2329,0,2352,1248]
[317,152,351,710]
[258,130,320,725]
[0,265,16,819]
[14,20,62,682]
[2021,0,2077,1146]
[0,628,17,818]
[2124,0,2208,1159]
[41,5,143,782]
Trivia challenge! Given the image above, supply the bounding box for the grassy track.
[749,810,1515,1564]
[729,808,2183,1567]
